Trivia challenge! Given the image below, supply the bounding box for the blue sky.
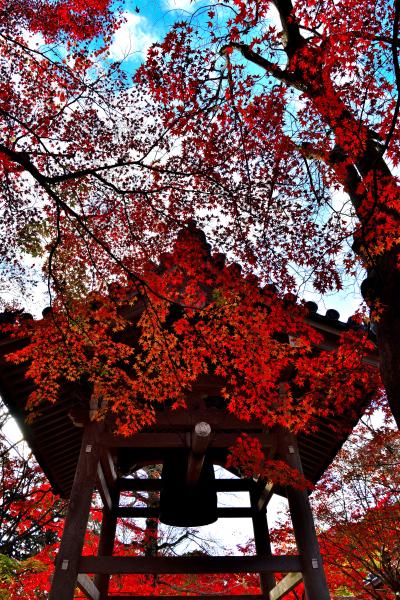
[108,0,207,65]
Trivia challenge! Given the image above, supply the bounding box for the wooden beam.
[97,463,112,512]
[108,596,264,600]
[118,477,255,492]
[79,555,301,575]
[76,574,100,600]
[104,429,274,447]
[107,447,229,468]
[250,487,275,597]
[94,489,120,600]
[151,411,269,429]
[116,506,253,519]
[105,432,188,448]
[269,572,303,600]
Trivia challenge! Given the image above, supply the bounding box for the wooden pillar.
[94,488,120,599]
[49,422,102,600]
[277,429,331,600]
[250,486,276,599]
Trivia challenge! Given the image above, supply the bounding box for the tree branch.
[271,0,306,58]
[221,42,302,88]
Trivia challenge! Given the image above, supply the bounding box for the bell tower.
[0,227,378,600]
[47,412,332,600]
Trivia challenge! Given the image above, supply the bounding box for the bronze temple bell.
[159,422,218,527]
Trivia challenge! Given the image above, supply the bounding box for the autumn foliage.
[271,409,400,598]
[2,0,400,597]
[1,0,400,417]
[1,0,115,41]
[1,0,399,435]
[5,225,379,481]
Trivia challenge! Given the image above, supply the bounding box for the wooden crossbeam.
[269,572,303,600]
[116,506,253,519]
[79,555,301,575]
[118,478,255,492]
[108,596,264,600]
[76,574,100,600]
[105,431,273,448]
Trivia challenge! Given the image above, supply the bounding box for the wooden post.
[277,429,331,600]
[94,488,120,600]
[49,422,102,600]
[250,486,276,599]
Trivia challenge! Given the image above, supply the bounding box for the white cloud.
[266,3,281,30]
[163,0,199,12]
[25,31,46,50]
[109,12,157,61]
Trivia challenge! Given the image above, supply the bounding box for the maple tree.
[315,417,400,599]
[0,0,397,429]
[133,0,400,427]
[271,406,400,599]
[0,400,63,561]
[2,2,397,597]
[0,399,64,598]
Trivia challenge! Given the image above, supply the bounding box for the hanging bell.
[159,449,218,527]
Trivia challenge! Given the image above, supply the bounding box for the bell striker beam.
[277,428,331,600]
[186,421,211,487]
[49,421,102,600]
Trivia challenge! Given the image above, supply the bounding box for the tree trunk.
[374,260,400,428]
